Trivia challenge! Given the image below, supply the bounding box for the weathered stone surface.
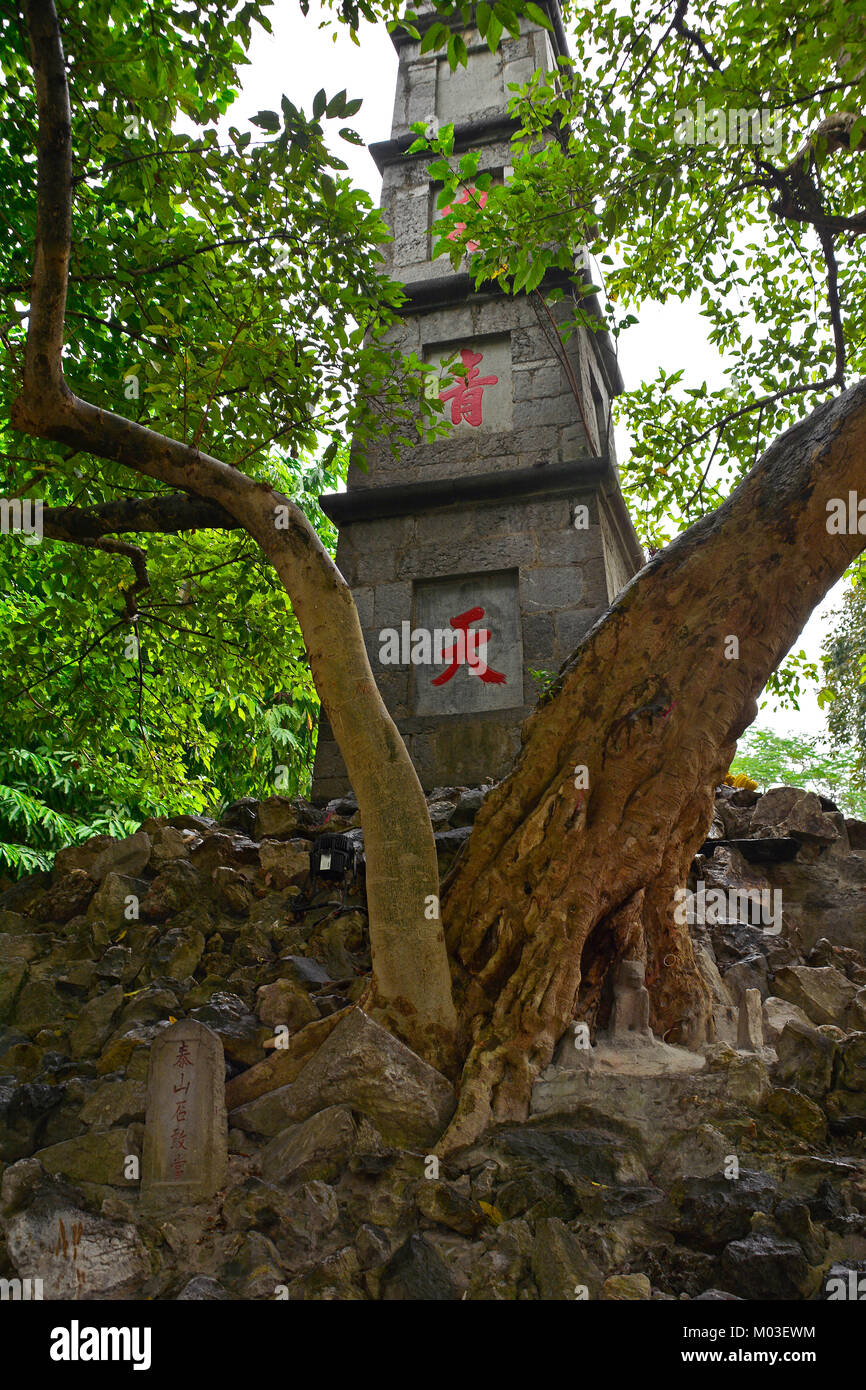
[190,992,269,1066]
[751,787,841,845]
[849,988,866,1031]
[255,978,318,1030]
[737,988,764,1051]
[69,985,124,1059]
[141,1020,227,1208]
[774,1019,836,1098]
[723,955,769,1003]
[380,1233,459,1300]
[5,1195,150,1299]
[822,1031,866,1130]
[212,867,254,916]
[258,839,309,889]
[416,1178,484,1237]
[720,1233,810,1300]
[772,964,858,1027]
[823,1088,866,1133]
[654,1124,730,1183]
[836,1032,866,1093]
[13,978,65,1035]
[669,1172,777,1252]
[55,831,152,884]
[762,995,812,1045]
[176,1275,233,1300]
[35,1128,133,1186]
[281,954,333,987]
[531,1216,602,1299]
[261,1105,358,1186]
[148,824,196,868]
[767,1087,827,1143]
[255,798,305,840]
[114,986,179,1032]
[0,961,27,1024]
[845,818,866,851]
[0,1080,64,1162]
[230,1008,455,1147]
[144,926,205,983]
[79,1078,146,1129]
[600,1273,652,1299]
[141,860,203,920]
[86,872,148,934]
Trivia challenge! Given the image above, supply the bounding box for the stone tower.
[312,0,642,799]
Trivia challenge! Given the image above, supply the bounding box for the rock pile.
[0,781,865,1299]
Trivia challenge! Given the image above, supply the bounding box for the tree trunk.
[11,0,457,1073]
[440,380,866,1150]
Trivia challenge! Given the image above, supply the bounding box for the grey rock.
[720,1233,810,1300]
[35,1128,133,1186]
[261,1105,359,1186]
[5,1196,150,1299]
[751,787,840,846]
[231,1008,455,1147]
[69,985,124,1059]
[773,965,858,1028]
[532,1216,602,1299]
[762,995,812,1045]
[176,1275,233,1300]
[775,1019,836,1098]
[380,1234,458,1300]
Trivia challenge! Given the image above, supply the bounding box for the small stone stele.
[610,959,653,1041]
[141,1020,227,1208]
[737,988,764,1052]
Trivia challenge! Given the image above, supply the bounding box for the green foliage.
[1,0,506,872]
[821,569,866,779]
[413,0,866,705]
[730,728,866,817]
[0,745,139,877]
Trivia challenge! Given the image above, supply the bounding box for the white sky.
[230,1,848,746]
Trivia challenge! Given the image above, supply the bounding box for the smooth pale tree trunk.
[13,0,458,1073]
[439,380,866,1150]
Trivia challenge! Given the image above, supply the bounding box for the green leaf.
[524,2,553,31]
[420,22,449,54]
[486,12,503,51]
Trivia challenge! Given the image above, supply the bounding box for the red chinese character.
[174,1042,193,1069]
[441,186,488,254]
[432,606,506,686]
[439,348,499,427]
[174,1101,188,1122]
[169,1127,187,1152]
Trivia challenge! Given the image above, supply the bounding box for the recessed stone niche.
[424,334,513,433]
[411,568,524,716]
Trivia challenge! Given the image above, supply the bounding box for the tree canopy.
[2,0,865,876]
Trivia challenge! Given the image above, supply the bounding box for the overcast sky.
[228,1,848,748]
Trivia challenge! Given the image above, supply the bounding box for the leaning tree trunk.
[11,0,457,1073]
[440,380,866,1151]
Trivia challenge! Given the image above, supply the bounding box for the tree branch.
[22,0,71,397]
[767,113,866,235]
[672,0,722,71]
[38,494,241,543]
